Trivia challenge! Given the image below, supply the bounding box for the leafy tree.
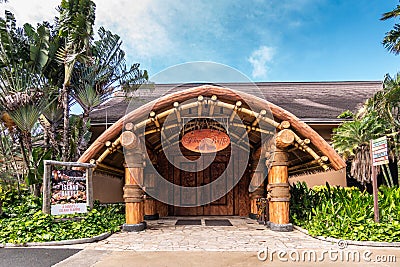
[0,11,55,194]
[333,112,387,185]
[55,0,96,161]
[71,27,148,156]
[381,3,400,54]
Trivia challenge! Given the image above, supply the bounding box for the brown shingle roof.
[89,81,382,124]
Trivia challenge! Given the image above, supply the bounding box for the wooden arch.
[78,85,346,171]
[78,85,346,232]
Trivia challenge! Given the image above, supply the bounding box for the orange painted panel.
[181,129,230,153]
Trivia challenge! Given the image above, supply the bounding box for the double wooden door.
[173,155,234,216]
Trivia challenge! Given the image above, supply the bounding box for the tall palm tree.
[70,27,148,156]
[56,0,96,162]
[366,73,400,184]
[381,4,400,54]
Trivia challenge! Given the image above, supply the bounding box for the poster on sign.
[371,136,389,166]
[50,169,87,215]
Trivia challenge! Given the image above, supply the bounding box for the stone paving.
[77,216,337,252]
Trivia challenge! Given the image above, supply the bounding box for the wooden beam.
[95,162,125,175]
[121,131,139,149]
[275,129,295,149]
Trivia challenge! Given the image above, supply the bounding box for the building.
[78,81,381,231]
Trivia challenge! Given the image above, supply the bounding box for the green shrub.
[290,182,400,242]
[0,188,125,244]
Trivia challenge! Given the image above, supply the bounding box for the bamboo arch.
[78,85,346,171]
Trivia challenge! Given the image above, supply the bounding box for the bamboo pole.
[209,95,217,116]
[96,136,121,164]
[292,132,329,170]
[197,95,204,116]
[288,156,328,172]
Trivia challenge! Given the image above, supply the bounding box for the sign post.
[370,136,389,223]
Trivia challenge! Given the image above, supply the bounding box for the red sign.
[181,129,230,153]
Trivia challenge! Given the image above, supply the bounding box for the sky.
[1,0,400,83]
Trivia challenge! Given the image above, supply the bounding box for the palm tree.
[70,27,148,156]
[56,0,96,162]
[381,4,400,54]
[366,73,400,185]
[0,11,55,194]
[332,112,387,185]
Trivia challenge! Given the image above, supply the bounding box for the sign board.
[371,136,389,166]
[181,129,230,153]
[50,169,88,215]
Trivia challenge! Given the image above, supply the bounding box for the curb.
[0,232,112,248]
[294,225,400,247]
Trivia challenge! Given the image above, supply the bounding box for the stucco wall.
[92,171,124,203]
[288,168,347,188]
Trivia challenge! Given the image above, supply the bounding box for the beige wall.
[289,168,347,188]
[93,171,124,203]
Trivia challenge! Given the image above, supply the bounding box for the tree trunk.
[39,115,60,158]
[77,110,90,159]
[61,83,70,162]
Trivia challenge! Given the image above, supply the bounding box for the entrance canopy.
[78,85,346,175]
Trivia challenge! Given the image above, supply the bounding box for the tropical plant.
[0,11,56,194]
[55,0,96,161]
[381,3,400,54]
[332,112,387,184]
[70,27,148,155]
[0,187,124,243]
[364,73,400,186]
[290,183,400,242]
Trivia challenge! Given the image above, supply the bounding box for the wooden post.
[86,167,94,209]
[122,129,146,231]
[370,139,380,223]
[267,129,293,231]
[123,164,146,231]
[42,162,51,214]
[144,170,159,220]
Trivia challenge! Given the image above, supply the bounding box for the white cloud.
[0,0,313,79]
[248,46,275,79]
[0,0,58,25]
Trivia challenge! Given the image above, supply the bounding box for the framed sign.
[371,136,389,166]
[42,160,95,215]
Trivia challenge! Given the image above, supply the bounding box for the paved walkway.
[58,216,340,251]
[52,217,400,266]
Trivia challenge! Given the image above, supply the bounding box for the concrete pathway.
[52,217,400,266]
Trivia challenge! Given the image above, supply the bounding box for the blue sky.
[1,0,400,82]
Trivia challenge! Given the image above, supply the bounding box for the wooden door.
[173,158,204,216]
[173,155,234,216]
[203,161,234,215]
